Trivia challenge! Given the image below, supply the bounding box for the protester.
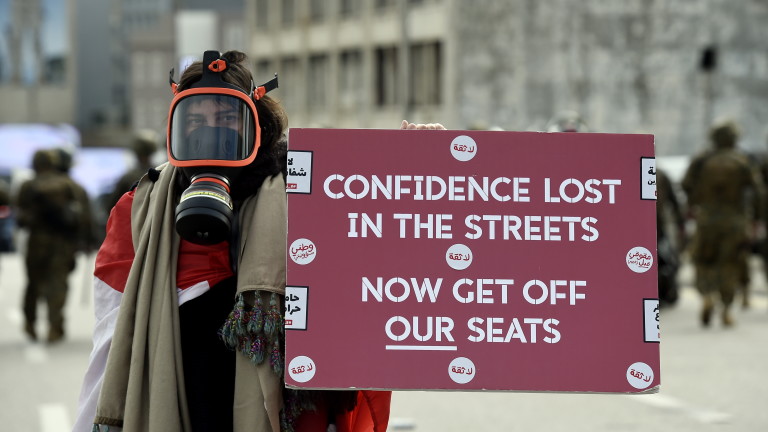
[14,149,88,343]
[73,49,444,432]
[681,120,765,327]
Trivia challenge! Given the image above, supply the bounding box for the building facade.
[244,0,768,156]
[0,0,77,124]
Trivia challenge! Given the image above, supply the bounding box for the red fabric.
[345,391,392,432]
[176,239,233,289]
[294,391,392,432]
[94,192,136,292]
[94,191,233,293]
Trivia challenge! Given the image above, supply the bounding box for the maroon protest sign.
[285,129,659,393]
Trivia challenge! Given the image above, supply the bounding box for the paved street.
[1,251,767,431]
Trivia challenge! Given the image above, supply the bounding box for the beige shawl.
[95,163,286,432]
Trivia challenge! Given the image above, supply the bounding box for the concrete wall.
[454,0,768,156]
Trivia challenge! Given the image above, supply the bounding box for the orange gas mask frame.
[166,50,278,168]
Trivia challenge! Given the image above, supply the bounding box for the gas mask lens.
[169,94,256,164]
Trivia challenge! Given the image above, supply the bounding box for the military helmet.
[53,148,74,173]
[31,149,57,172]
[132,129,159,159]
[710,120,740,148]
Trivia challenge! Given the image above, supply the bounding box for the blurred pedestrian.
[71,50,439,432]
[545,110,589,132]
[755,133,768,298]
[14,149,88,342]
[681,120,765,327]
[104,130,159,213]
[0,178,12,253]
[656,167,686,306]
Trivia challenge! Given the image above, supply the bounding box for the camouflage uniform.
[53,148,97,252]
[682,121,765,327]
[15,150,86,342]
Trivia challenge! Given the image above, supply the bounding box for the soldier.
[104,130,159,213]
[53,148,97,252]
[682,120,765,327]
[14,149,85,342]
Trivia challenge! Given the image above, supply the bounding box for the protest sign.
[285,128,659,393]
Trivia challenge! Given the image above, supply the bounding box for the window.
[375,46,399,106]
[282,0,295,26]
[339,0,358,17]
[255,0,269,29]
[339,50,363,110]
[43,57,66,84]
[308,54,329,108]
[310,0,325,22]
[409,42,442,106]
[255,59,274,83]
[375,0,396,10]
[279,57,300,109]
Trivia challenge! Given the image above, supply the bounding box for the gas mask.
[167,50,277,244]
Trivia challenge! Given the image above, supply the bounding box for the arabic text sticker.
[288,355,317,383]
[286,150,313,194]
[289,238,317,265]
[285,286,309,330]
[446,243,473,270]
[641,157,656,200]
[448,357,476,384]
[643,299,660,343]
[450,135,477,162]
[626,246,653,273]
[626,361,654,389]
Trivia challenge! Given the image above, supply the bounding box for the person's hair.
[177,50,288,198]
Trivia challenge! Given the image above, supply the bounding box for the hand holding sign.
[401,120,446,130]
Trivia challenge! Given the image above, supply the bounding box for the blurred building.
[2,0,768,158]
[245,0,768,156]
[0,0,77,124]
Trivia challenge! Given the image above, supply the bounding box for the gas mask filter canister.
[175,173,233,244]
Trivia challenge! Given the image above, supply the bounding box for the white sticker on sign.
[285,286,309,330]
[448,357,476,384]
[626,246,653,273]
[446,244,473,270]
[289,238,317,265]
[626,361,654,389]
[641,157,656,200]
[450,135,477,161]
[286,150,313,193]
[643,299,660,342]
[288,355,316,383]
